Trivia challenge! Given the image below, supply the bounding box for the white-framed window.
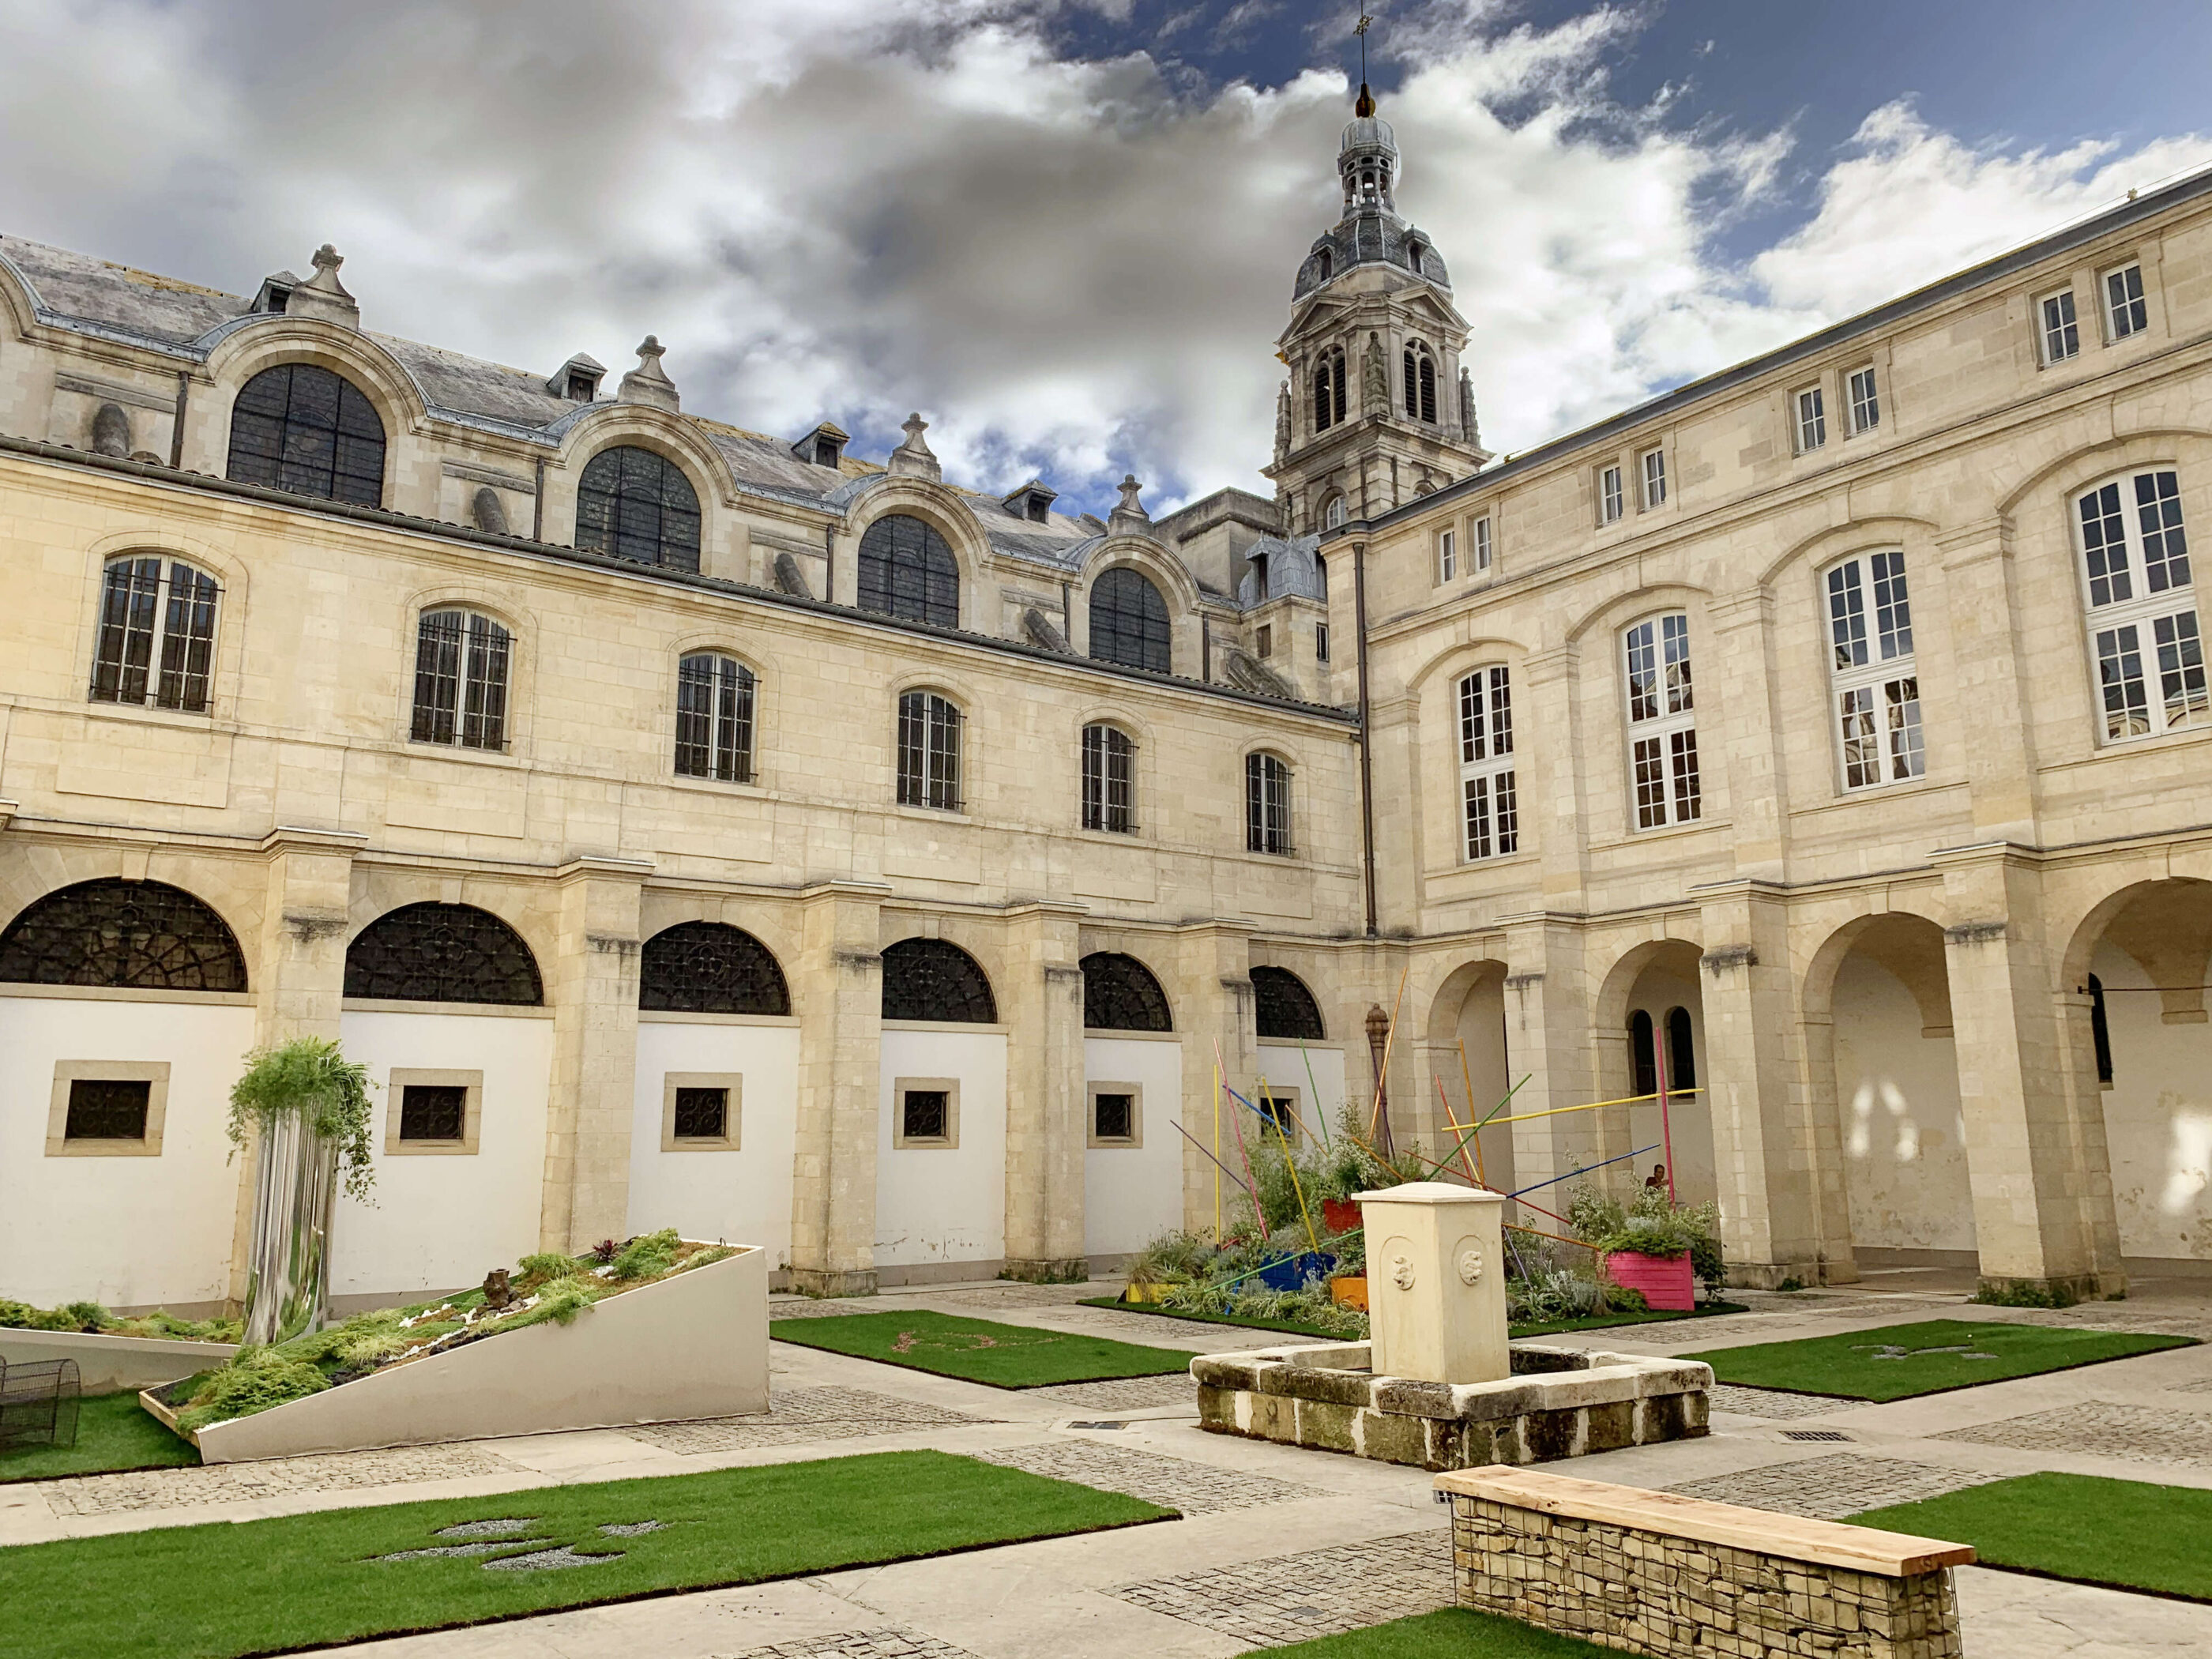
[1437,526,1457,581]
[1599,465,1624,525]
[1245,751,1294,856]
[89,555,220,714]
[1457,665,1518,861]
[897,689,964,810]
[1623,614,1700,830]
[2040,288,2080,363]
[2105,263,2147,340]
[1473,515,1493,571]
[1323,494,1347,530]
[1825,551,1924,789]
[1082,722,1135,833]
[2075,468,2204,741]
[1641,447,1667,509]
[1795,386,1827,453]
[410,608,510,750]
[674,653,757,783]
[1848,367,1880,434]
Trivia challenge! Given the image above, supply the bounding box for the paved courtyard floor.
[8,1274,2212,1657]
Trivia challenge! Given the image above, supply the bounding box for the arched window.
[576,446,702,572]
[344,901,542,1005]
[881,936,996,1023]
[1323,495,1347,531]
[639,921,790,1015]
[0,878,246,991]
[1458,666,1518,861]
[1082,951,1172,1032]
[1630,1010,1657,1097]
[2089,972,2114,1085]
[1311,345,1346,433]
[2074,469,2203,741]
[410,608,511,750]
[897,690,962,811]
[1252,964,1325,1040]
[1623,614,1699,829]
[1409,242,1425,276]
[1246,751,1294,856]
[89,556,220,713]
[1082,722,1136,833]
[1826,551,1923,789]
[1402,342,1436,423]
[1089,567,1172,672]
[1316,246,1334,282]
[675,653,756,783]
[226,363,386,506]
[1665,1006,1696,1089]
[858,514,959,629]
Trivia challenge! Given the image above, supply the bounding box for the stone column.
[1937,845,2126,1300]
[1521,645,1590,913]
[1495,916,1603,1219]
[1176,920,1257,1234]
[1002,901,1088,1281]
[788,880,888,1295]
[539,856,651,1255]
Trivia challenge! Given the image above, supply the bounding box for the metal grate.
[1088,566,1172,672]
[1082,951,1173,1032]
[398,1085,465,1142]
[639,920,791,1015]
[858,514,959,628]
[0,1357,81,1451]
[672,1086,728,1139]
[0,878,248,992]
[344,901,544,1006]
[881,936,996,1023]
[901,1089,950,1140]
[1251,965,1325,1040]
[64,1078,151,1140]
[1781,1430,1853,1443]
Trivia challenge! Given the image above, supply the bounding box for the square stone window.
[1087,1082,1143,1148]
[46,1061,168,1157]
[892,1077,960,1149]
[385,1069,483,1155]
[661,1072,742,1151]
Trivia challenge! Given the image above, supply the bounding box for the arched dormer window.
[90,555,220,713]
[344,901,542,1005]
[1316,246,1334,282]
[1403,341,1437,424]
[1323,494,1347,531]
[1081,951,1172,1032]
[1409,242,1425,276]
[1082,722,1135,834]
[226,363,386,506]
[411,608,511,751]
[576,446,702,572]
[1312,345,1346,434]
[897,689,963,811]
[1089,567,1172,673]
[859,514,959,629]
[675,653,757,783]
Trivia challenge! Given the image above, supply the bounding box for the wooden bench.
[1435,1466,1973,1659]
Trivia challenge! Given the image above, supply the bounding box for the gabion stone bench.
[1436,1466,1973,1659]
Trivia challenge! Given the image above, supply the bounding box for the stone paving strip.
[1705,1382,1854,1420]
[1108,1529,1454,1647]
[627,1387,993,1454]
[36,1443,519,1518]
[972,1439,1319,1515]
[1938,1401,2212,1468]
[766,1300,885,1322]
[717,1631,976,1659]
[931,1284,1107,1308]
[2169,1376,2212,1394]
[1665,1453,2007,1521]
[1028,1375,1198,1410]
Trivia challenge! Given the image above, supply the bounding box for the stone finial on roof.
[1459,366,1482,450]
[285,243,360,329]
[619,336,680,412]
[1108,474,1152,536]
[888,412,941,482]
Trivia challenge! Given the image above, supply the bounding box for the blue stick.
[1507,1142,1660,1202]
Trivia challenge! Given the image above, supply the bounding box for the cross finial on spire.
[1353,15,1376,117]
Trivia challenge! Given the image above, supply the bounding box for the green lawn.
[1851,1472,2212,1602]
[1237,1608,1617,1657]
[0,1449,1168,1659]
[0,1391,200,1484]
[1079,1298,1750,1343]
[1683,1319,2195,1401]
[770,1309,1196,1387]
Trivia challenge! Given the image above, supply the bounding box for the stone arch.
[841,478,992,626]
[1251,964,1325,1040]
[0,877,249,992]
[1421,956,1514,1191]
[1591,937,1710,1202]
[204,317,431,443]
[1990,427,2212,520]
[1750,515,1939,593]
[344,901,544,1006]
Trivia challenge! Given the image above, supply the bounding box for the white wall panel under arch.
[627,1018,800,1265]
[1083,1034,1183,1259]
[875,1025,1006,1274]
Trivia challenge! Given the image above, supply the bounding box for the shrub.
[177,1349,330,1433]
[611,1228,681,1281]
[501,1276,598,1330]
[516,1252,579,1288]
[59,1300,115,1332]
[226,1036,378,1200]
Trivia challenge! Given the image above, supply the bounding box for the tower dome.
[1292,84,1450,300]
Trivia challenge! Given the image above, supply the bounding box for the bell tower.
[1263,70,1490,531]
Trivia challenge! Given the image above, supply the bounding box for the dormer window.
[1409,243,1424,276]
[547,353,606,403]
[794,423,849,470]
[1316,247,1334,282]
[563,368,596,401]
[253,275,296,314]
[1003,480,1058,523]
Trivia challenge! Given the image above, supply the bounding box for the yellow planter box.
[1330,1274,1369,1312]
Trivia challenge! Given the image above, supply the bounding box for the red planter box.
[1322,1198,1363,1234]
[1605,1250,1695,1311]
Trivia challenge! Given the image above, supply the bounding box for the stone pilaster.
[1936,519,2041,845]
[1002,901,1088,1280]
[1175,920,1258,1235]
[1521,645,1589,911]
[539,856,651,1255]
[1704,591,1789,882]
[788,880,888,1295]
[1496,916,1604,1218]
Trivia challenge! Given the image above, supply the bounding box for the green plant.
[58,1300,115,1332]
[516,1251,580,1287]
[225,1037,378,1200]
[1565,1182,1718,1263]
[1972,1277,2078,1309]
[611,1228,681,1281]
[503,1275,596,1328]
[177,1349,331,1433]
[1776,1277,1805,1292]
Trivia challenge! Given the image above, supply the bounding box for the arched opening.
[576,446,702,572]
[1081,952,1172,1032]
[1425,958,1515,1201]
[858,514,959,629]
[1312,345,1345,433]
[1088,567,1172,673]
[1596,939,1714,1207]
[639,921,790,1015]
[226,363,386,506]
[344,902,543,1006]
[881,936,996,1023]
[1252,965,1324,1040]
[0,878,246,991]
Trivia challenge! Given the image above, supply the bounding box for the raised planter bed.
[1605,1250,1695,1311]
[1,1328,236,1394]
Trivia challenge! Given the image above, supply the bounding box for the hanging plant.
[227,1037,378,1200]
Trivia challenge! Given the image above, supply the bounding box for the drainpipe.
[167,372,189,469]
[531,458,546,541]
[1352,530,1378,938]
[825,521,837,598]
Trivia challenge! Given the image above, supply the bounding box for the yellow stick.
[1457,1039,1486,1186]
[1212,1063,1221,1238]
[1367,962,1412,1145]
[1436,1074,1480,1184]
[1259,1075,1322,1255]
[1477,1088,1702,1128]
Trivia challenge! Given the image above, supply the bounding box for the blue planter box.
[1251,1251,1337,1292]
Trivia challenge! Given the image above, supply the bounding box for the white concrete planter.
[2,1327,237,1394]
[156,1245,769,1464]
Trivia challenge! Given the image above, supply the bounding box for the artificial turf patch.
[1850,1472,2212,1602]
[0,1391,200,1484]
[1683,1319,2195,1401]
[0,1449,1168,1659]
[770,1309,1196,1387]
[1237,1607,1618,1657]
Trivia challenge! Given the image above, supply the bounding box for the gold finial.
[1354,16,1376,116]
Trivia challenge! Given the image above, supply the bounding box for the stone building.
[2,85,2206,1309]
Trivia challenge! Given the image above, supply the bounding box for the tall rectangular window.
[674,653,757,783]
[1458,665,1518,861]
[1600,465,1624,525]
[1316,622,1331,663]
[1245,752,1293,855]
[1623,615,1699,830]
[897,690,963,810]
[1795,386,1827,452]
[2105,263,2147,340]
[1849,367,1880,434]
[1437,527,1457,581]
[2077,469,2203,741]
[410,608,510,750]
[1827,551,1924,789]
[1641,448,1666,509]
[1473,515,1493,571]
[89,557,220,714]
[2040,289,2080,363]
[1082,723,1134,834]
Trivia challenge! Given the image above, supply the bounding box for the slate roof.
[1236,534,1326,606]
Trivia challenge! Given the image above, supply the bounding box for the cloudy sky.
[3,1,2209,517]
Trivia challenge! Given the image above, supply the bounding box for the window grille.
[0,878,247,991]
[1245,752,1294,856]
[897,690,963,811]
[1848,367,1880,434]
[639,920,791,1015]
[901,1090,950,1139]
[64,1079,151,1141]
[675,653,757,782]
[881,936,996,1023]
[1402,343,1436,423]
[397,1085,465,1142]
[225,363,386,505]
[1082,724,1135,833]
[1458,665,1518,860]
[2075,470,2203,741]
[1089,568,1172,672]
[1826,551,1924,789]
[1093,1092,1135,1141]
[1312,346,1346,432]
[1630,1010,1657,1097]
[343,901,544,1006]
[1642,447,1667,509]
[576,446,702,572]
[410,609,510,750]
[2106,264,2146,339]
[1251,964,1326,1040]
[1316,622,1331,663]
[89,557,220,713]
[672,1086,728,1139]
[2041,290,2080,363]
[858,514,960,628]
[1623,615,1701,829]
[1081,951,1173,1032]
[1600,465,1623,524]
[1796,386,1827,452]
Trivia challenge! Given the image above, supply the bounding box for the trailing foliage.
[611,1228,682,1281]
[226,1037,378,1200]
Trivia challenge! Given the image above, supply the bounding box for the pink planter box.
[1606,1251,1695,1311]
